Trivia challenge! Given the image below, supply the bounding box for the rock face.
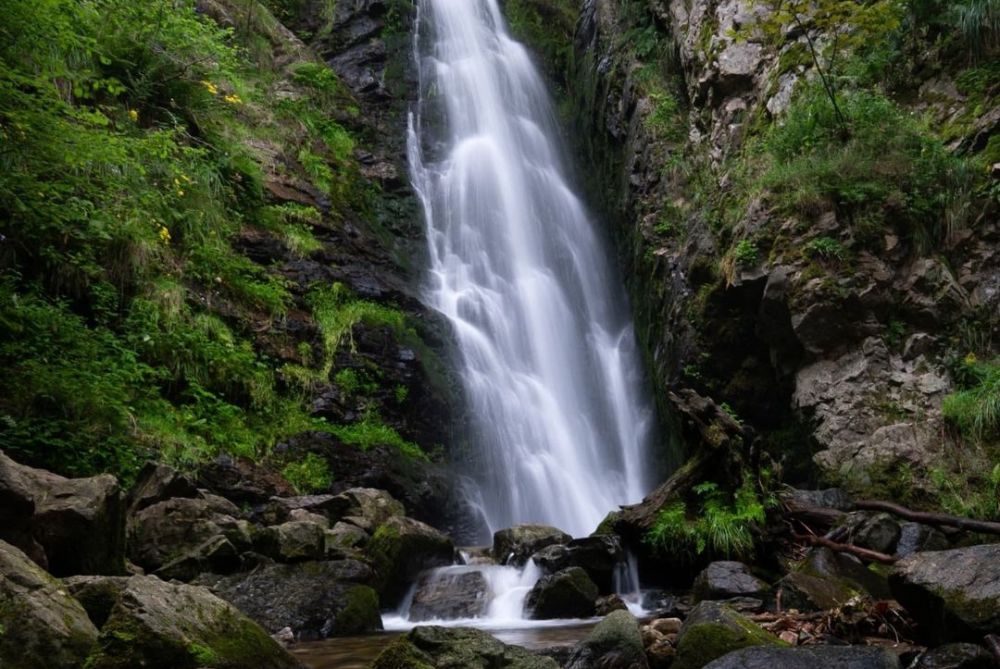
[889,545,1000,643]
[693,561,769,601]
[531,534,623,592]
[202,560,381,639]
[525,566,599,619]
[371,626,559,669]
[0,450,125,576]
[368,516,455,605]
[84,574,302,669]
[409,569,489,621]
[494,525,572,566]
[0,540,99,669]
[566,609,649,669]
[673,601,783,669]
[703,645,900,669]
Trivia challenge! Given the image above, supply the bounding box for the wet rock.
[201,560,380,639]
[773,570,856,611]
[0,540,99,669]
[85,574,302,669]
[566,609,649,669]
[693,561,769,601]
[595,594,629,615]
[526,567,599,619]
[128,496,251,573]
[801,547,890,599]
[889,545,1000,643]
[126,462,200,515]
[372,625,558,669]
[703,645,900,669]
[845,512,901,555]
[531,534,623,592]
[368,516,454,605]
[0,450,125,576]
[673,601,783,669]
[494,525,572,566]
[911,643,995,669]
[409,569,489,621]
[895,523,949,557]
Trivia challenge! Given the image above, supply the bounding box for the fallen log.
[793,533,897,565]
[854,500,1000,535]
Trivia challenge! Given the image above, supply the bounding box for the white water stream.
[403,0,657,626]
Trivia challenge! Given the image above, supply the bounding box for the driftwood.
[854,500,1000,536]
[793,534,897,565]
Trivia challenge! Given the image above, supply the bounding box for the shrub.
[942,357,1000,441]
[282,453,333,494]
[804,236,847,261]
[732,240,759,267]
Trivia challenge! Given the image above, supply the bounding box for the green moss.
[332,586,381,636]
[371,637,435,669]
[674,610,783,669]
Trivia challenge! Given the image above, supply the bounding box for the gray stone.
[566,610,648,669]
[526,567,599,619]
[703,645,899,669]
[326,487,405,532]
[126,462,200,515]
[890,545,1000,643]
[694,561,769,601]
[409,569,489,621]
[372,625,559,669]
[0,540,99,669]
[911,643,995,669]
[531,534,623,593]
[368,516,455,605]
[895,522,949,557]
[494,524,571,566]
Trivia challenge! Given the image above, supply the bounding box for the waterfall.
[407,0,656,540]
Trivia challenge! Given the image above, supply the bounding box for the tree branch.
[854,500,1000,536]
[793,533,897,565]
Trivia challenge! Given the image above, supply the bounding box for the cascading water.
[408,0,656,541]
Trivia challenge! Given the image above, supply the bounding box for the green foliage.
[308,284,406,377]
[645,480,768,561]
[804,236,847,262]
[929,461,1000,519]
[282,452,333,494]
[942,356,1000,441]
[732,240,759,267]
[951,0,1000,59]
[332,411,426,460]
[502,0,577,82]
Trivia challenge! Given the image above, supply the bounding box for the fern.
[952,0,1000,59]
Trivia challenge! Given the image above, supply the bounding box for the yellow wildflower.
[200,80,219,95]
[158,226,171,244]
[128,109,139,122]
[965,352,978,366]
[224,94,243,105]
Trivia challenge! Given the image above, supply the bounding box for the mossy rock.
[565,609,648,669]
[83,575,300,669]
[525,567,599,619]
[372,626,559,669]
[673,601,784,669]
[367,517,454,606]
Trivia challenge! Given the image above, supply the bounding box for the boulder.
[325,521,368,552]
[595,594,629,615]
[63,575,131,628]
[773,571,856,611]
[371,626,559,669]
[326,487,405,532]
[493,525,571,566]
[126,462,200,515]
[703,645,900,669]
[368,516,454,605]
[525,567,599,619]
[895,523,949,557]
[128,496,251,573]
[0,540,99,669]
[201,560,380,639]
[801,547,890,599]
[409,568,489,621]
[196,455,295,506]
[0,451,125,576]
[255,521,327,562]
[693,562,769,602]
[889,545,1000,643]
[156,534,242,582]
[84,575,302,669]
[911,643,995,669]
[531,535,623,592]
[259,495,338,526]
[565,609,648,669]
[845,512,901,555]
[672,601,783,669]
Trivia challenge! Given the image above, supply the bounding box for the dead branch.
[854,500,1000,535]
[793,533,897,565]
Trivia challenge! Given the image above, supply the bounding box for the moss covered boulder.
[673,601,783,669]
[199,560,381,639]
[84,575,302,669]
[0,540,99,669]
[371,626,559,669]
[565,609,649,669]
[367,516,454,605]
[889,544,1000,644]
[525,566,599,619]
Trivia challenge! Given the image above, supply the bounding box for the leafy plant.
[733,240,759,267]
[282,453,333,494]
[942,357,1000,441]
[805,237,847,262]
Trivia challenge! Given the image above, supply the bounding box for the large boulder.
[525,567,599,619]
[84,575,302,669]
[911,643,995,669]
[409,568,490,621]
[368,516,454,605]
[128,495,252,573]
[703,645,900,669]
[493,525,571,566]
[531,535,623,592]
[673,601,783,669]
[0,540,99,669]
[889,545,1000,643]
[126,462,200,515]
[254,520,327,562]
[693,562,769,602]
[565,610,649,669]
[371,626,559,669]
[0,450,125,576]
[326,487,405,532]
[200,560,381,639]
[195,455,295,506]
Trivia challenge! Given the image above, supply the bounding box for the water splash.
[407,0,656,539]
